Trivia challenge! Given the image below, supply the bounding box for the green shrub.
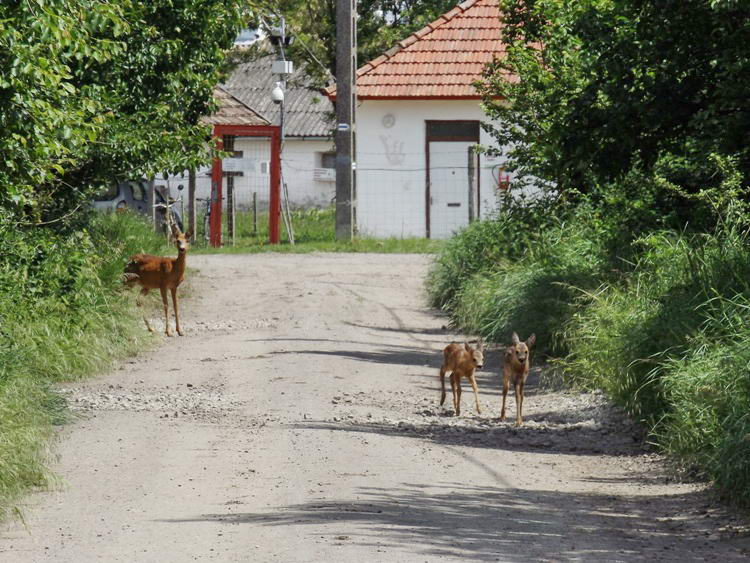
[428,199,614,355]
[426,193,561,310]
[0,210,164,518]
[428,184,750,503]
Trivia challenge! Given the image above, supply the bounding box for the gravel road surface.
[1,253,748,562]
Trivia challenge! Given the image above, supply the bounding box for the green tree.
[478,0,750,210]
[257,0,459,84]
[0,0,250,225]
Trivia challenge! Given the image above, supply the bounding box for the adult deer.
[123,224,193,336]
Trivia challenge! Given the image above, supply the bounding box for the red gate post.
[269,128,281,244]
[209,132,223,247]
[209,123,280,246]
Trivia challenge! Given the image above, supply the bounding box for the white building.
[330,0,512,239]
[217,56,335,209]
[171,56,334,211]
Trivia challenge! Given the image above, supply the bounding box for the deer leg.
[450,374,459,416]
[439,366,448,406]
[515,382,523,426]
[138,288,154,332]
[455,375,463,417]
[159,287,171,336]
[469,373,482,414]
[500,372,509,421]
[171,287,182,336]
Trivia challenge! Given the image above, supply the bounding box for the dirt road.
[1,254,747,562]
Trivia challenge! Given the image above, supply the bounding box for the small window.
[426,120,480,142]
[259,161,269,175]
[320,152,336,169]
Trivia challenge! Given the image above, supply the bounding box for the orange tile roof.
[329,0,507,100]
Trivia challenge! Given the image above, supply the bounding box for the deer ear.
[464,342,472,352]
[527,333,536,348]
[476,338,484,352]
[170,222,182,237]
[512,332,520,345]
[185,227,194,240]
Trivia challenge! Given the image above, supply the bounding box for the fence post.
[188,169,196,241]
[224,135,236,245]
[468,146,476,223]
[147,179,157,232]
[253,191,258,237]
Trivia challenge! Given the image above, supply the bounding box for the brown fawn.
[123,224,193,337]
[439,341,484,416]
[501,332,536,426]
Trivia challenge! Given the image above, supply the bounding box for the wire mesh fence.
[162,142,510,243]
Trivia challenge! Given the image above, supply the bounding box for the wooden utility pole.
[335,0,356,240]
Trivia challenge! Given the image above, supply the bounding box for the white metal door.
[429,142,473,239]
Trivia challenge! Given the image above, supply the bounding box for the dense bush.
[0,211,164,516]
[453,225,609,356]
[560,214,750,503]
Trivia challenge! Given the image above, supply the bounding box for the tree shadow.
[244,337,441,368]
[161,482,745,561]
[344,321,456,337]
[273,347,440,369]
[288,419,643,457]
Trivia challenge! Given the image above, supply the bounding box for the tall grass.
[426,194,563,310]
[659,303,750,503]
[0,211,164,518]
[428,200,750,505]
[559,217,750,503]
[427,202,614,356]
[562,221,750,422]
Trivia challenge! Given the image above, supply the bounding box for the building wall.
[189,137,335,210]
[355,99,512,239]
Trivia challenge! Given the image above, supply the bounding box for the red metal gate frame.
[210,124,281,246]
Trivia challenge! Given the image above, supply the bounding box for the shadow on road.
[254,339,442,369]
[162,482,740,561]
[344,321,455,337]
[288,419,643,458]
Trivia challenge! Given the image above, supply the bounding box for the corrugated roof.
[328,0,507,100]
[223,56,333,137]
[202,87,270,126]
